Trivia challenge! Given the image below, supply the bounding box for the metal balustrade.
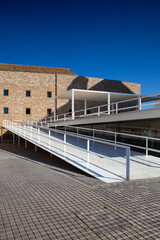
[60,125,160,157]
[3,120,131,181]
[39,93,160,124]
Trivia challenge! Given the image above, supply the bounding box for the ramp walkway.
[3,120,130,183]
[2,120,160,183]
[40,92,160,126]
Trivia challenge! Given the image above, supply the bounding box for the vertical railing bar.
[146,137,148,157]
[126,148,130,181]
[115,133,117,150]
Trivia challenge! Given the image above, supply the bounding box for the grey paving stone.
[1,143,160,240]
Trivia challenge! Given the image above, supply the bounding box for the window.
[47,91,52,98]
[26,108,31,114]
[26,90,31,97]
[4,90,8,96]
[4,107,8,114]
[47,108,52,115]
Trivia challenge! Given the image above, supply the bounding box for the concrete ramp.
[3,121,160,183]
[3,121,130,183]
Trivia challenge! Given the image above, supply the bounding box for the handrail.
[65,125,160,141]
[3,120,131,181]
[39,93,160,124]
[61,125,160,157]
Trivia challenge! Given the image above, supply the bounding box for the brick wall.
[0,64,140,136]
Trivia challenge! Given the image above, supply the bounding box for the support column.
[13,134,15,144]
[72,89,75,120]
[54,97,57,121]
[1,127,3,141]
[84,100,87,116]
[18,136,20,147]
[35,145,38,152]
[108,93,110,115]
[25,140,28,149]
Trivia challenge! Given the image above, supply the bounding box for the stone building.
[0,63,140,136]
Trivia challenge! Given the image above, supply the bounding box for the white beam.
[72,89,75,119]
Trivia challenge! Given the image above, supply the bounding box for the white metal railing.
[39,93,160,124]
[61,125,160,157]
[3,120,131,181]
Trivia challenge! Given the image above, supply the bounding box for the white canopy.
[55,89,139,102]
[54,89,140,120]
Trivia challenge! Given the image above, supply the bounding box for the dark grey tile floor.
[0,142,160,240]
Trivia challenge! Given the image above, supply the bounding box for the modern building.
[0,63,140,137]
[1,63,160,182]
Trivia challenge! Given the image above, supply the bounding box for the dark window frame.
[4,89,9,96]
[4,107,8,114]
[47,108,52,115]
[26,108,31,114]
[47,91,52,98]
[26,90,31,97]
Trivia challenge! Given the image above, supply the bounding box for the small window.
[26,90,31,97]
[4,107,8,114]
[47,108,52,115]
[26,108,31,114]
[4,90,8,96]
[47,91,52,98]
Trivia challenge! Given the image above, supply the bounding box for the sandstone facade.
[0,63,140,135]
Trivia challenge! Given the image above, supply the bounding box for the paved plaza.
[1,142,160,240]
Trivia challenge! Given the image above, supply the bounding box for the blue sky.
[0,0,160,95]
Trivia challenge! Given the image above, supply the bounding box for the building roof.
[0,63,75,75]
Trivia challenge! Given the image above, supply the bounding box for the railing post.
[64,132,66,143]
[116,103,118,114]
[84,100,87,116]
[126,148,130,181]
[146,137,148,157]
[138,96,142,110]
[38,128,40,143]
[87,139,90,163]
[93,130,95,143]
[108,93,110,115]
[49,130,51,148]
[64,131,66,153]
[64,114,66,121]
[115,133,117,150]
[77,128,78,138]
[98,106,100,116]
[30,126,32,139]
